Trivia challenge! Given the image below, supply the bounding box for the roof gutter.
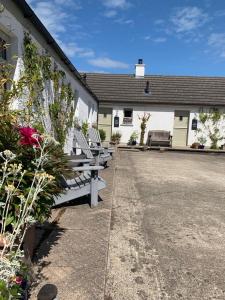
[11,0,99,103]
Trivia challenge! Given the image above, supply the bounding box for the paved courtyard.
[32,150,225,300]
[106,150,225,300]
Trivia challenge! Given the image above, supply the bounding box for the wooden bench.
[88,128,114,156]
[54,157,106,208]
[147,130,172,147]
[74,129,112,167]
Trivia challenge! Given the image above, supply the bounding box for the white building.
[85,60,225,147]
[0,0,98,153]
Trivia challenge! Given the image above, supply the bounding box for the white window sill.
[121,124,134,127]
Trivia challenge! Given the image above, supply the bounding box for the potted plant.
[111,131,122,144]
[129,131,138,145]
[197,136,207,149]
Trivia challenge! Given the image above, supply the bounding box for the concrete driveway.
[105,150,225,300]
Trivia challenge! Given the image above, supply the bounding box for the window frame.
[123,108,133,125]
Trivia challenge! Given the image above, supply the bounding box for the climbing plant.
[0,44,25,113]
[197,110,225,149]
[22,33,77,147]
[49,69,77,146]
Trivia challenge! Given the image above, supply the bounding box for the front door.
[173,111,189,147]
[98,108,112,142]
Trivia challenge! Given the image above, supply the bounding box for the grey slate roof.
[84,73,225,106]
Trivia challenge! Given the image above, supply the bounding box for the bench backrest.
[149,130,170,141]
[74,129,94,159]
[88,128,101,147]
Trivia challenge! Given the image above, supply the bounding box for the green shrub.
[197,111,225,149]
[99,129,106,141]
[82,121,89,136]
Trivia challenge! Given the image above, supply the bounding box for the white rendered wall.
[112,106,174,144]
[112,105,225,146]
[0,2,98,153]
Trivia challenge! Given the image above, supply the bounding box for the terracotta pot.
[191,142,200,149]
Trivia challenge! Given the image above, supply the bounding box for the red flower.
[15,276,23,285]
[19,127,42,147]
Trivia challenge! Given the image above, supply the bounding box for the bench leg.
[90,170,98,207]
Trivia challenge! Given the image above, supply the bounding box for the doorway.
[173,111,189,147]
[98,108,112,142]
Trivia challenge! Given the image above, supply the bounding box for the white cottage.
[84,60,225,147]
[0,0,99,153]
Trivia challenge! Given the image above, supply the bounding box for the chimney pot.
[135,58,145,78]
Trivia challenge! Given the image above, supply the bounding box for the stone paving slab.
[30,159,114,300]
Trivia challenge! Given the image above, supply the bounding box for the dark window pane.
[124,109,132,118]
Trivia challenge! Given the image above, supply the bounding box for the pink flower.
[18,127,42,147]
[15,276,23,285]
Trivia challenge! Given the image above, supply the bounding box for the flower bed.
[0,119,71,299]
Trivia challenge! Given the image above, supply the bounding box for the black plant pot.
[198,145,205,149]
[131,141,137,145]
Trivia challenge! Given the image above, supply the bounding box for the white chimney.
[135,58,145,78]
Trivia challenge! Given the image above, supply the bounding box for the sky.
[27,0,225,76]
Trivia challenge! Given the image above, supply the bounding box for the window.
[124,109,132,118]
[0,37,7,61]
[123,108,133,125]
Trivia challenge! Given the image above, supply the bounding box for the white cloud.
[58,42,95,58]
[102,0,131,20]
[54,0,81,7]
[88,57,129,69]
[208,33,225,58]
[115,18,134,25]
[28,0,95,60]
[153,37,167,43]
[29,1,68,37]
[144,36,167,43]
[104,10,118,18]
[171,7,208,33]
[102,0,130,9]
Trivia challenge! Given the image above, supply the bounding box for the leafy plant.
[81,121,89,137]
[197,110,225,149]
[138,113,150,145]
[23,33,77,148]
[111,131,121,144]
[197,135,207,146]
[129,131,138,142]
[99,129,106,142]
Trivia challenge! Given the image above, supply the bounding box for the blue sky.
[27,0,225,76]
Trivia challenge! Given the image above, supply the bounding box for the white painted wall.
[0,1,98,153]
[112,105,225,147]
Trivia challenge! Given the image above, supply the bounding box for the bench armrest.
[73,165,104,171]
[69,159,93,163]
[75,146,104,152]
